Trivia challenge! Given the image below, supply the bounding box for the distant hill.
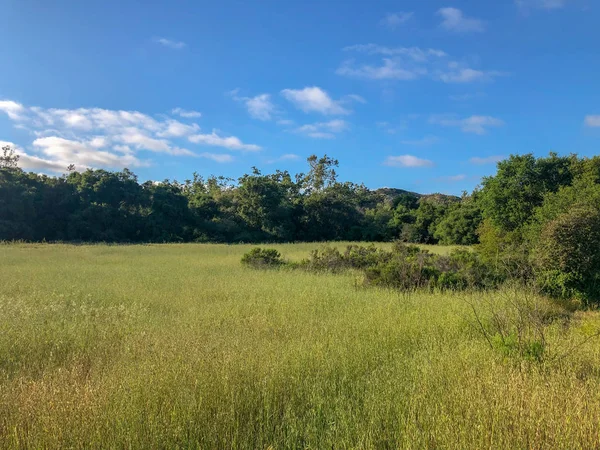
[374,188,459,205]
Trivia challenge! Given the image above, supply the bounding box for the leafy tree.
[479,153,576,233]
[0,145,20,169]
[434,198,482,245]
[534,207,600,303]
[300,154,339,193]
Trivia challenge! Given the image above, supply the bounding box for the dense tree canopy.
[2,149,599,256]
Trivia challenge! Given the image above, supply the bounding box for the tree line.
[0,147,473,244]
[2,146,600,267]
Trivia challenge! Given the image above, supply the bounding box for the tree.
[301,154,339,193]
[534,207,600,303]
[479,153,576,233]
[434,199,482,245]
[0,145,20,169]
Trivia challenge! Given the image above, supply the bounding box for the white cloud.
[584,115,600,127]
[189,130,261,151]
[244,94,276,121]
[342,94,367,104]
[0,100,26,120]
[277,119,294,126]
[343,44,447,61]
[33,136,146,170]
[281,87,351,115]
[430,115,504,134]
[0,100,261,172]
[198,152,234,163]
[157,120,200,138]
[229,90,278,121]
[294,119,348,139]
[438,65,507,83]
[384,155,435,168]
[437,7,485,33]
[171,108,201,118]
[337,58,426,81]
[470,155,505,165]
[339,46,503,84]
[266,153,301,164]
[154,37,186,49]
[401,136,440,146]
[380,12,414,28]
[516,0,567,10]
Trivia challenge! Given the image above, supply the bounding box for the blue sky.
[1,0,599,194]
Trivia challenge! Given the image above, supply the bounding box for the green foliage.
[434,198,482,245]
[533,207,600,303]
[241,247,284,268]
[479,152,576,233]
[299,242,500,293]
[0,145,20,169]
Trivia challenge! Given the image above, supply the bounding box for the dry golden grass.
[1,243,600,448]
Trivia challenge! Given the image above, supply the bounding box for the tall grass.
[1,243,600,448]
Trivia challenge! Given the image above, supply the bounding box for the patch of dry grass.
[1,243,600,448]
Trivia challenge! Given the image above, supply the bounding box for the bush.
[297,243,502,293]
[301,244,390,272]
[241,247,284,268]
[533,207,600,303]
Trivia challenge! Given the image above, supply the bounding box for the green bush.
[241,247,284,268]
[533,207,600,303]
[298,243,502,293]
[301,244,390,272]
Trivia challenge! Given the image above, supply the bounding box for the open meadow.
[2,243,600,449]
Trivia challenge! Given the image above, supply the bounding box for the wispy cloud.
[516,0,568,10]
[0,100,261,172]
[380,12,414,29]
[437,7,485,33]
[384,155,435,168]
[189,131,261,151]
[281,86,353,115]
[438,63,508,83]
[343,44,447,60]
[171,107,201,118]
[0,100,26,120]
[230,90,277,121]
[154,37,186,49]
[469,155,505,165]
[338,45,504,83]
[337,58,425,81]
[198,152,234,163]
[430,115,504,134]
[584,115,600,127]
[294,119,348,139]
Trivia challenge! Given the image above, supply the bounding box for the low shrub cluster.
[364,246,502,292]
[243,243,503,293]
[240,247,284,268]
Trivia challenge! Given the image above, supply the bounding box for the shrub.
[302,246,346,272]
[241,247,284,268]
[298,243,502,294]
[533,207,600,303]
[301,244,390,272]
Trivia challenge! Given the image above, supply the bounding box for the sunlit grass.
[1,243,600,448]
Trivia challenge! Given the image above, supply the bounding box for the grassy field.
[2,243,600,448]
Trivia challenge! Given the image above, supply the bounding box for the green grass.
[2,243,600,448]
